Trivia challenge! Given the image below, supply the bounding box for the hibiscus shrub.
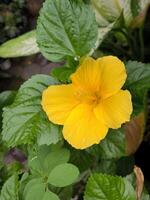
[0,0,150,199]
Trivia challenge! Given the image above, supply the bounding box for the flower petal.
[94,90,132,129]
[41,84,79,125]
[63,104,108,149]
[97,56,127,98]
[71,57,101,92]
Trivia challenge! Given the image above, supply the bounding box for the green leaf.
[0,91,16,132]
[125,61,150,91]
[91,0,149,29]
[91,0,121,24]
[124,61,150,116]
[84,173,136,200]
[88,128,126,159]
[44,148,70,174]
[141,193,150,200]
[24,181,60,200]
[70,149,95,172]
[123,0,133,27]
[0,91,16,109]
[96,159,117,175]
[123,0,150,27]
[43,191,60,200]
[51,66,75,83]
[89,23,116,55]
[89,0,124,54]
[0,175,19,200]
[2,75,61,147]
[125,172,150,200]
[48,163,79,187]
[29,146,70,176]
[130,0,150,28]
[23,178,43,199]
[116,156,135,177]
[24,182,45,200]
[0,31,39,58]
[36,0,98,62]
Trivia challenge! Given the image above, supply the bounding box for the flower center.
[75,89,101,106]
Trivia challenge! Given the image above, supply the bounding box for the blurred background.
[0,0,61,92]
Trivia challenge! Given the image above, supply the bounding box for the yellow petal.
[97,56,127,98]
[94,90,132,129]
[41,84,79,125]
[71,57,101,92]
[63,104,108,149]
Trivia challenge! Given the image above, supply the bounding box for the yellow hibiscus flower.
[42,56,132,149]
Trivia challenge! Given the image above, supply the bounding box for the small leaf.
[88,128,126,159]
[37,0,98,61]
[23,178,60,200]
[23,178,43,199]
[51,66,75,83]
[0,31,39,58]
[24,182,44,200]
[44,148,70,174]
[48,163,79,187]
[29,146,70,176]
[2,75,61,147]
[43,191,60,200]
[0,175,19,200]
[84,173,136,200]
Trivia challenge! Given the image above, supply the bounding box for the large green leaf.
[36,0,98,62]
[0,91,16,109]
[2,75,61,147]
[88,128,126,159]
[125,61,150,91]
[0,175,19,200]
[84,173,136,200]
[0,91,16,132]
[124,61,150,116]
[48,163,79,187]
[0,31,39,58]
